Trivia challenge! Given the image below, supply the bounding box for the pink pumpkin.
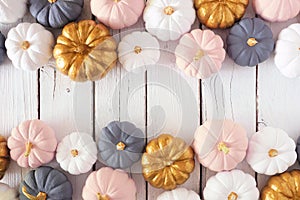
[192,120,248,172]
[175,29,226,79]
[253,0,300,22]
[90,0,145,29]
[7,119,57,168]
[82,167,136,200]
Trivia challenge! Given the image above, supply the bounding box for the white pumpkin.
[0,183,18,200]
[274,23,300,78]
[246,127,297,176]
[143,0,195,41]
[157,188,201,200]
[5,23,54,71]
[118,31,160,71]
[56,132,97,175]
[204,170,259,200]
[0,0,27,24]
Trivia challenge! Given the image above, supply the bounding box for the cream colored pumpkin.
[0,0,27,24]
[0,183,18,200]
[157,188,201,200]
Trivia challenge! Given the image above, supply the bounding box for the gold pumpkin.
[0,135,10,180]
[53,20,117,82]
[261,170,300,200]
[194,0,249,29]
[142,134,195,190]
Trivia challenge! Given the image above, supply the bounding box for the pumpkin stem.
[247,38,258,47]
[116,142,126,151]
[134,46,142,54]
[71,149,79,157]
[97,193,110,200]
[217,142,230,154]
[21,41,30,50]
[48,0,57,3]
[228,192,238,200]
[113,0,120,2]
[268,149,278,157]
[164,6,174,15]
[194,50,204,61]
[24,142,33,157]
[22,186,47,200]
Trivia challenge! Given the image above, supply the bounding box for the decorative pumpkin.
[56,132,97,175]
[275,23,300,78]
[157,188,201,200]
[98,121,145,169]
[19,166,73,200]
[253,0,300,22]
[227,18,274,67]
[91,0,145,29]
[246,127,297,176]
[0,183,18,200]
[29,0,84,29]
[5,23,54,71]
[204,170,259,200]
[192,119,248,172]
[0,135,9,180]
[143,0,195,41]
[175,29,226,79]
[82,167,136,200]
[297,136,300,164]
[7,119,58,168]
[194,0,249,29]
[53,20,117,82]
[0,32,6,65]
[0,0,27,24]
[142,134,195,190]
[118,31,160,71]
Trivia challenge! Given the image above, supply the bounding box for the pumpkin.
[204,170,259,200]
[0,183,18,200]
[91,0,145,29]
[261,170,300,199]
[194,0,249,29]
[98,121,145,169]
[0,31,6,65]
[274,23,300,78]
[82,167,136,200]
[7,119,58,168]
[175,29,226,79]
[0,0,27,24]
[297,136,300,164]
[253,0,300,22]
[0,135,10,180]
[192,119,248,172]
[246,127,297,176]
[157,188,201,200]
[143,0,196,41]
[29,0,84,29]
[56,132,97,175]
[118,31,160,71]
[227,18,274,67]
[19,166,73,200]
[5,23,54,71]
[142,134,195,190]
[53,20,117,82]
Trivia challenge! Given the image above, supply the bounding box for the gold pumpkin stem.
[228,192,238,200]
[97,193,110,200]
[48,0,57,3]
[194,50,204,61]
[268,149,278,157]
[164,6,174,15]
[24,142,33,157]
[116,142,126,151]
[218,142,230,154]
[113,0,120,2]
[71,149,79,157]
[22,186,47,200]
[21,41,30,50]
[247,38,258,47]
[134,46,142,54]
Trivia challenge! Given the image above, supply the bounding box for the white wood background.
[0,0,300,199]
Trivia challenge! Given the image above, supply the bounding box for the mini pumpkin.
[56,132,97,175]
[143,0,196,41]
[0,183,18,200]
[253,0,300,22]
[192,119,248,172]
[91,0,145,29]
[5,23,54,71]
[53,20,117,82]
[19,166,73,200]
[0,135,10,180]
[175,29,226,79]
[275,23,300,78]
[194,0,249,29]
[7,119,58,168]
[98,121,145,169]
[157,188,201,200]
[82,167,136,200]
[227,18,274,66]
[0,0,27,24]
[29,0,84,29]
[0,32,6,65]
[246,127,297,176]
[297,136,300,164]
[204,170,259,200]
[142,134,195,190]
[261,170,300,199]
[118,31,160,71]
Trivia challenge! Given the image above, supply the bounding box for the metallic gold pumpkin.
[53,20,117,82]
[0,135,10,180]
[142,134,195,190]
[194,0,249,29]
[261,170,300,200]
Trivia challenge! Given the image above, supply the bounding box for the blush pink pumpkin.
[82,167,136,200]
[192,120,248,172]
[7,119,57,168]
[91,0,145,29]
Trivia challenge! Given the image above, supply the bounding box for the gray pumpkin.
[0,32,6,64]
[19,166,73,200]
[98,121,146,169]
[29,0,84,29]
[297,136,300,163]
[227,18,274,67]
